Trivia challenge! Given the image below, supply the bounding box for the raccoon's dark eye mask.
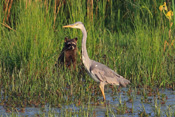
[65,42,76,50]
[67,41,77,45]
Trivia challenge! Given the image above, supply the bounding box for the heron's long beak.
[63,24,74,28]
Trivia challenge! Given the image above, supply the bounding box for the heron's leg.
[99,82,105,101]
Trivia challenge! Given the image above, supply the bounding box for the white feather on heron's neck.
[80,24,91,70]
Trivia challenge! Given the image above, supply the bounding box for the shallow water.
[0,88,175,116]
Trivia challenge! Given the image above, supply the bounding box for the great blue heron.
[63,22,130,101]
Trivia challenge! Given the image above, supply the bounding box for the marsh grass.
[0,0,175,115]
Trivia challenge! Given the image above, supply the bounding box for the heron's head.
[63,21,84,30]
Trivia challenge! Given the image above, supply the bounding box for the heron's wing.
[90,61,130,87]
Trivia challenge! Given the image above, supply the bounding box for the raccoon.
[56,37,78,69]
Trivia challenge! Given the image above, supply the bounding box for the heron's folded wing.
[90,63,120,85]
[90,61,130,86]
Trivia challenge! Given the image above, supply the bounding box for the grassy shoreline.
[0,0,175,114]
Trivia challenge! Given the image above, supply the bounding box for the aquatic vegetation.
[0,0,175,116]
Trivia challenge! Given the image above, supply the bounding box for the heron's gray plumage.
[90,60,130,87]
[63,21,130,101]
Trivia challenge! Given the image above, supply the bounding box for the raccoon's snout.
[68,45,76,50]
[72,46,74,50]
[66,41,77,50]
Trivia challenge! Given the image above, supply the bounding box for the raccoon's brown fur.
[56,37,78,69]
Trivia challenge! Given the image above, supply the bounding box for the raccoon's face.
[64,37,78,50]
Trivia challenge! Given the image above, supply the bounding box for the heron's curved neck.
[81,26,91,69]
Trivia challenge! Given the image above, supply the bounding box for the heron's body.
[63,22,130,100]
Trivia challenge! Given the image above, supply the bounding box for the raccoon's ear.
[64,37,68,42]
[74,37,78,41]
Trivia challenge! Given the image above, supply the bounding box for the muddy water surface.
[0,88,175,116]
